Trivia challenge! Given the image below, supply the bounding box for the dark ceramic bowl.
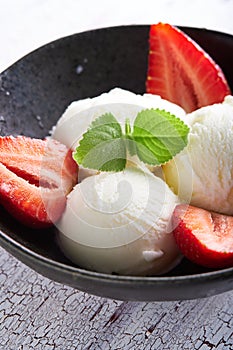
[0,25,233,301]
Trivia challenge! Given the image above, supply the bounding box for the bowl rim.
[0,24,233,295]
[1,23,233,75]
[1,226,233,284]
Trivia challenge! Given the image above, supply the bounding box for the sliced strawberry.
[146,23,231,113]
[172,204,233,269]
[0,136,78,228]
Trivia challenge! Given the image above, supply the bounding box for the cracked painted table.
[1,246,233,349]
[1,0,233,349]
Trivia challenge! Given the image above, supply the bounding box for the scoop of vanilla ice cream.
[52,88,186,181]
[57,166,181,276]
[52,88,186,150]
[163,95,233,215]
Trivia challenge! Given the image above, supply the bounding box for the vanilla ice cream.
[163,95,233,215]
[52,87,186,181]
[57,166,181,276]
[52,88,186,151]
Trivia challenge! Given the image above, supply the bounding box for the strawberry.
[172,204,233,269]
[146,23,231,113]
[0,136,78,228]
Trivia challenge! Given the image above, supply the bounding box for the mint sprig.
[73,108,189,171]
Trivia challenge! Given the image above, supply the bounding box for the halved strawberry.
[146,23,231,113]
[172,204,233,269]
[0,136,78,228]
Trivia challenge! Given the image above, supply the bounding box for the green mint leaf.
[73,113,126,172]
[125,118,131,136]
[124,118,137,156]
[132,109,189,165]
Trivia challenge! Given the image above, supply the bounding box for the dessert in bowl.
[0,23,232,301]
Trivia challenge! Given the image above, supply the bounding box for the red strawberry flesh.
[173,204,233,268]
[146,23,231,113]
[0,136,78,228]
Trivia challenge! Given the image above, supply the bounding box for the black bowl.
[0,25,233,301]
